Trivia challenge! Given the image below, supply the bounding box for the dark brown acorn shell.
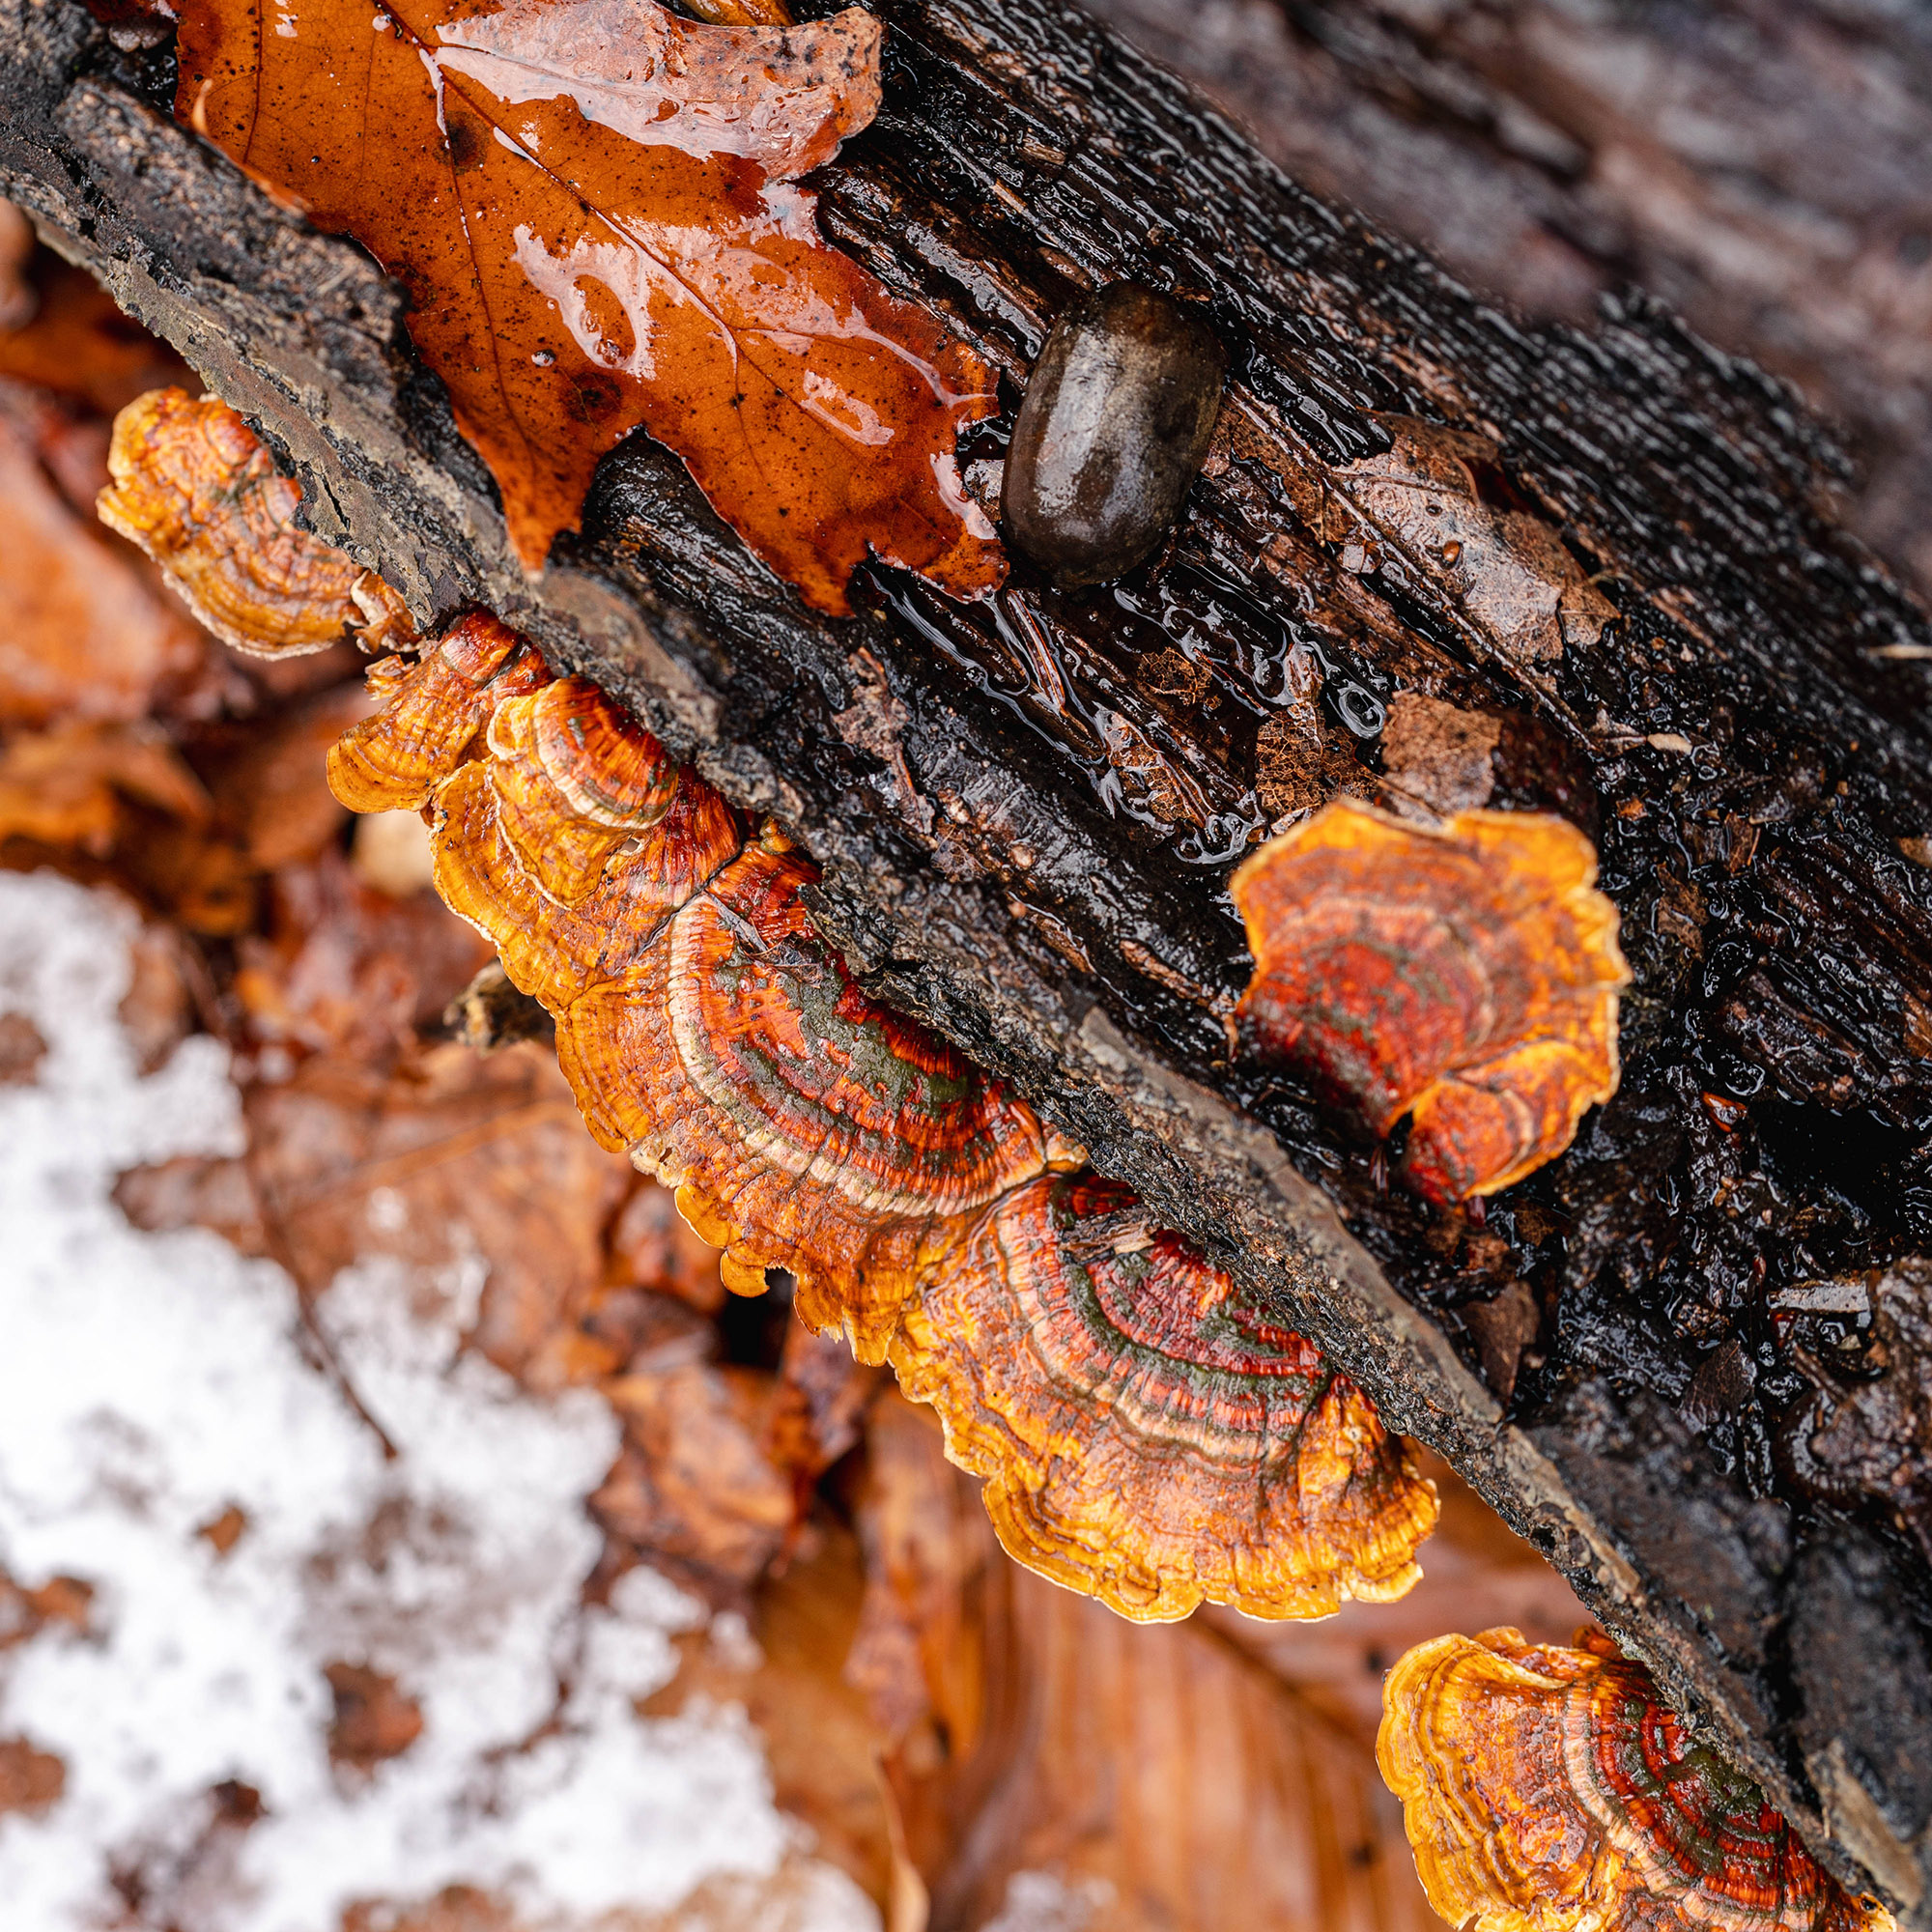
[1001,282,1225,588]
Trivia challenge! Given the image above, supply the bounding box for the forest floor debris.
[0,215,1597,1932]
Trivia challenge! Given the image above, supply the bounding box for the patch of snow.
[980,1871,1116,1932]
[0,872,878,1932]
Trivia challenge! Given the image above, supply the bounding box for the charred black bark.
[1082,0,1932,612]
[5,0,1931,1912]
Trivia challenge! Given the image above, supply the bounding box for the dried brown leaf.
[0,255,190,415]
[324,1662,426,1772]
[0,384,205,728]
[851,1393,1445,1932]
[596,1362,797,1590]
[0,1737,66,1817]
[0,721,207,855]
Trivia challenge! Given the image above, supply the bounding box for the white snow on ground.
[980,1872,1115,1932]
[0,870,878,1932]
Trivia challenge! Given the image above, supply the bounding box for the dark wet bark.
[5,0,1931,1913]
[1082,0,1932,611]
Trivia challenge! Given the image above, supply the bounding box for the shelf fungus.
[1378,1629,1897,1932]
[437,753,746,1013]
[893,1170,1439,1620]
[484,677,686,904]
[329,636,1074,1358]
[325,613,552,815]
[99,388,412,658]
[327,617,1439,1616]
[556,835,1080,1356]
[1232,798,1629,1202]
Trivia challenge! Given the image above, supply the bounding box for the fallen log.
[5,0,1930,1915]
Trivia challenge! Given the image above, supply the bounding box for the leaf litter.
[0,867,892,1930]
[171,0,1004,607]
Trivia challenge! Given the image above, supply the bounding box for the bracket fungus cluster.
[319,610,1438,1622]
[895,1169,1436,1619]
[1378,1630,1897,1932]
[556,831,1078,1345]
[1232,799,1629,1203]
[98,389,412,658]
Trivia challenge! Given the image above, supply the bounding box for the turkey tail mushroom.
[1232,798,1628,1203]
[333,641,1073,1356]
[554,832,1081,1356]
[99,387,413,658]
[108,364,1437,1624]
[891,1169,1439,1621]
[1378,1629,1897,1932]
[431,750,744,1015]
[326,613,550,813]
[483,676,685,903]
[320,608,1436,1612]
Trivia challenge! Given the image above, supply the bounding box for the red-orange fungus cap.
[99,387,405,659]
[326,612,551,815]
[483,676,682,905]
[322,625,1437,1633]
[892,1169,1439,1621]
[429,758,743,1013]
[1231,798,1629,1202]
[1378,1628,1898,1932]
[554,838,1077,1359]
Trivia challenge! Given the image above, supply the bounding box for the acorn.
[1002,283,1225,588]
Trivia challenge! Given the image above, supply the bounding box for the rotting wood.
[5,0,1931,1915]
[1083,0,1932,611]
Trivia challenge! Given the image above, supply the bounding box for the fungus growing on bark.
[891,1169,1439,1621]
[1232,798,1628,1202]
[332,639,1075,1356]
[98,388,410,657]
[325,614,551,815]
[483,676,684,903]
[324,620,1437,1615]
[430,733,743,1012]
[1378,1629,1897,1932]
[556,835,1080,1357]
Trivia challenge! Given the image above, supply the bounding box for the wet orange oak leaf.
[171,0,1005,609]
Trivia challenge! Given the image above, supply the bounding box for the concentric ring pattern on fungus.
[326,611,552,813]
[330,625,1070,1360]
[99,387,413,659]
[322,614,1441,1621]
[1232,798,1629,1203]
[1378,1629,1897,1932]
[892,1169,1439,1621]
[555,832,1080,1354]
[485,675,686,903]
